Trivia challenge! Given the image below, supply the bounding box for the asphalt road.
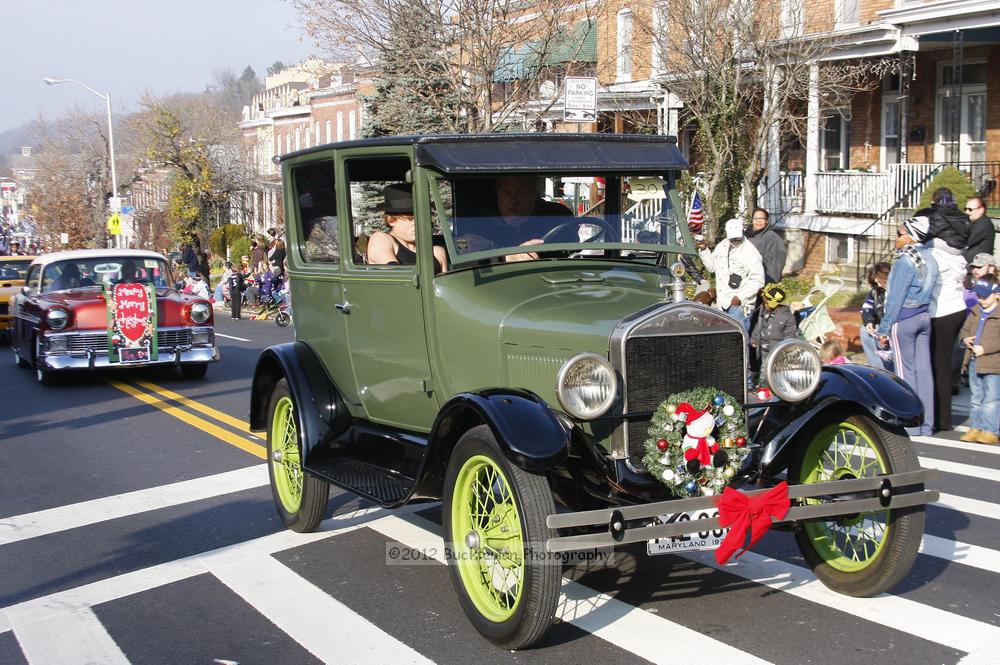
[1,315,999,665]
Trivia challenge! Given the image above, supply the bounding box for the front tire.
[443,425,560,649]
[266,379,329,532]
[791,414,924,597]
[275,311,290,327]
[13,346,30,368]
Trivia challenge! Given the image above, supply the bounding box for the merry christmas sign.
[105,283,158,363]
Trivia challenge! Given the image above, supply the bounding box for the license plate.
[647,509,729,555]
[119,346,150,363]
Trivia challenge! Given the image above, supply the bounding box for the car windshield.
[0,259,31,279]
[42,257,173,293]
[430,172,693,266]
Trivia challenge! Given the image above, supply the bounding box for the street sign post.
[564,77,598,123]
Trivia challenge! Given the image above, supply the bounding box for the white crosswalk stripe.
[3,435,1000,664]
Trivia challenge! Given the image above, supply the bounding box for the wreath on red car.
[642,387,751,497]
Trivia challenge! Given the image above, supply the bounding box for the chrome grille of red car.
[63,328,193,354]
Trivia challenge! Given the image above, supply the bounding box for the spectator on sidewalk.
[963,197,995,262]
[877,216,940,437]
[749,283,796,382]
[925,225,970,432]
[915,187,970,255]
[958,275,1000,445]
[698,218,765,330]
[215,261,234,303]
[746,208,787,285]
[861,262,894,372]
[821,340,848,365]
[964,253,997,310]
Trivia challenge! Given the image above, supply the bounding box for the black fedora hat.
[375,183,413,214]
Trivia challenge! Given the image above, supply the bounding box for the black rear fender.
[412,389,570,499]
[756,364,922,476]
[249,342,352,458]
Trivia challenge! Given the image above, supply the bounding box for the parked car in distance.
[250,134,937,649]
[1,255,36,341]
[9,249,219,384]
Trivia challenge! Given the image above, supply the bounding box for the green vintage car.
[250,134,937,648]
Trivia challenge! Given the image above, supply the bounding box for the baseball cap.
[973,278,1000,299]
[970,253,997,268]
[725,218,744,240]
[761,283,787,307]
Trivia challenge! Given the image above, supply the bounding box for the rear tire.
[791,414,924,597]
[275,311,290,327]
[266,379,329,533]
[443,425,560,649]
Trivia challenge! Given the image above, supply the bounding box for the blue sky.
[1,0,316,132]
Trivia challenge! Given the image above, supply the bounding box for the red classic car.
[9,249,220,385]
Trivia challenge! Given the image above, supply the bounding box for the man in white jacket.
[699,218,766,330]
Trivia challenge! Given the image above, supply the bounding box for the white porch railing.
[760,163,944,218]
[621,198,663,242]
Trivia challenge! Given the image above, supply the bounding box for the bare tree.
[631,0,889,240]
[292,0,598,132]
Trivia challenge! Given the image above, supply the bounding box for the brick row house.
[236,60,364,233]
[500,0,1000,280]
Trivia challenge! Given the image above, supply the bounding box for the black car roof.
[278,133,689,174]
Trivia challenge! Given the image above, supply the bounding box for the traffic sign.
[109,196,122,213]
[121,205,135,215]
[107,212,122,235]
[564,77,597,123]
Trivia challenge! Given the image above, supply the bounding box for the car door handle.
[335,302,351,313]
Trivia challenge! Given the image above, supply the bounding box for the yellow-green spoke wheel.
[266,379,329,533]
[792,414,924,596]
[444,425,559,649]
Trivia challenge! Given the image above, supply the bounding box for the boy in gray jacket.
[750,283,798,382]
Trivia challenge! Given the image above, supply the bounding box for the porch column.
[804,63,820,215]
[763,64,782,217]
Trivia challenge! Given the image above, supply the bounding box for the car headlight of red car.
[46,308,70,330]
[190,302,211,324]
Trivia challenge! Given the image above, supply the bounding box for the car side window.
[344,155,413,267]
[25,265,40,294]
[293,160,339,264]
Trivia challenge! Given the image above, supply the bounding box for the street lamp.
[43,76,120,247]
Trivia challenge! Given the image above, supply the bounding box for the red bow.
[683,436,718,466]
[713,482,790,565]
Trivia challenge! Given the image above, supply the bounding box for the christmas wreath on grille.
[642,387,751,497]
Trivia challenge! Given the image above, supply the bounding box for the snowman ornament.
[675,402,729,474]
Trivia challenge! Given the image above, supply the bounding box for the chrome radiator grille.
[63,328,193,354]
[624,331,746,462]
[609,303,748,467]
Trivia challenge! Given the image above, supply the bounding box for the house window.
[285,133,291,154]
[834,0,859,29]
[781,0,804,37]
[882,99,900,168]
[651,2,667,76]
[822,114,849,170]
[337,112,344,142]
[306,126,312,148]
[326,120,332,143]
[295,127,302,151]
[936,59,987,163]
[349,111,357,139]
[616,9,633,82]
[827,234,853,263]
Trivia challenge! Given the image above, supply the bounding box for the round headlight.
[556,353,617,419]
[46,308,69,330]
[190,302,211,324]
[764,339,822,402]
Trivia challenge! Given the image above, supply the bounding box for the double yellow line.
[106,378,267,459]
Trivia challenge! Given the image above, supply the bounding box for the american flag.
[687,192,704,233]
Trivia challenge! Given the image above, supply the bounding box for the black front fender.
[249,342,353,458]
[411,389,571,500]
[755,364,923,476]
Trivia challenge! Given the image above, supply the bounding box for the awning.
[492,20,597,82]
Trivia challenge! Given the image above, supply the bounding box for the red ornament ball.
[756,387,772,401]
[735,436,747,447]
[656,438,669,450]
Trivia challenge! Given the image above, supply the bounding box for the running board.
[545,469,938,553]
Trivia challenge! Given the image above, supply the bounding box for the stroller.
[792,275,844,346]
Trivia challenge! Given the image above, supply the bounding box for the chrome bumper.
[39,345,220,370]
